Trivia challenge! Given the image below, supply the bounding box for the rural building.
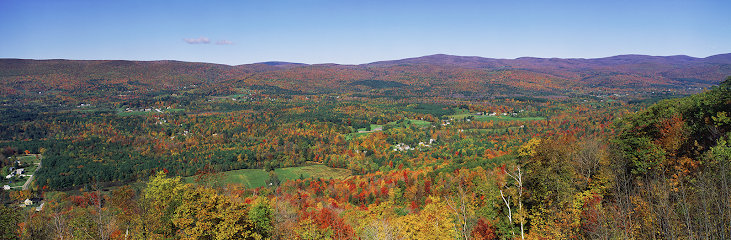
[36,203,45,211]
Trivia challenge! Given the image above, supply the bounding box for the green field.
[474,115,545,122]
[117,111,150,116]
[356,124,383,132]
[448,108,545,122]
[183,164,351,189]
[116,107,184,116]
[226,94,250,99]
[6,179,25,188]
[23,165,38,175]
[469,127,523,134]
[3,155,42,188]
[405,119,432,127]
[346,132,372,140]
[17,155,41,175]
[447,109,473,119]
[17,155,40,163]
[347,119,433,140]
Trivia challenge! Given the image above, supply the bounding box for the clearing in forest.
[347,119,434,140]
[473,115,545,122]
[448,108,545,122]
[184,164,351,189]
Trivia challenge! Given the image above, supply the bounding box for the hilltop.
[1,53,730,106]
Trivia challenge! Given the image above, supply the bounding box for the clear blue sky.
[1,0,729,65]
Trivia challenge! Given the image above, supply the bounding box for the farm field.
[347,119,433,140]
[183,164,351,188]
[469,127,524,134]
[115,107,183,116]
[17,155,40,163]
[346,131,373,140]
[357,124,383,132]
[447,108,474,119]
[117,110,151,116]
[403,119,432,127]
[448,108,546,122]
[474,115,545,122]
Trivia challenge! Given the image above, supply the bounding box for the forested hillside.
[0,55,730,239]
[2,54,729,105]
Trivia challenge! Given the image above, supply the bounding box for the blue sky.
[1,0,729,65]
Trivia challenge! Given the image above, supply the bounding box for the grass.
[18,155,40,163]
[448,109,473,119]
[117,111,150,116]
[117,109,185,116]
[0,155,39,187]
[447,108,545,122]
[346,119,433,140]
[226,94,250,99]
[407,119,432,127]
[473,116,545,122]
[116,107,185,116]
[347,124,384,140]
[184,164,351,189]
[4,174,29,188]
[1,155,41,189]
[49,165,349,195]
[15,155,41,174]
[356,124,383,132]
[346,132,372,140]
[212,93,251,101]
[24,165,38,175]
[6,180,25,188]
[470,127,522,133]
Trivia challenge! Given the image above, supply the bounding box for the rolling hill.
[1,53,730,103]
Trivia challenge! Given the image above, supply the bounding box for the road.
[21,155,41,190]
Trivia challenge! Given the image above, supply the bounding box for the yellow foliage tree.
[399,196,456,240]
[517,137,541,158]
[172,186,258,240]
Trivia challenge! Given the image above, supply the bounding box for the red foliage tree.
[471,218,497,240]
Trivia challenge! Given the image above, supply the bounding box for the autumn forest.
[1,54,731,239]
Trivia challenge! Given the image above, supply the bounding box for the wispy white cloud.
[183,36,210,44]
[216,39,234,45]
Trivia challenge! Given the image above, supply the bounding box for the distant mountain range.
[2,53,730,99]
[366,53,731,67]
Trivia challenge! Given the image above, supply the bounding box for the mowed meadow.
[183,164,351,188]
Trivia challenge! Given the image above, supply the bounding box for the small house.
[36,203,45,212]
